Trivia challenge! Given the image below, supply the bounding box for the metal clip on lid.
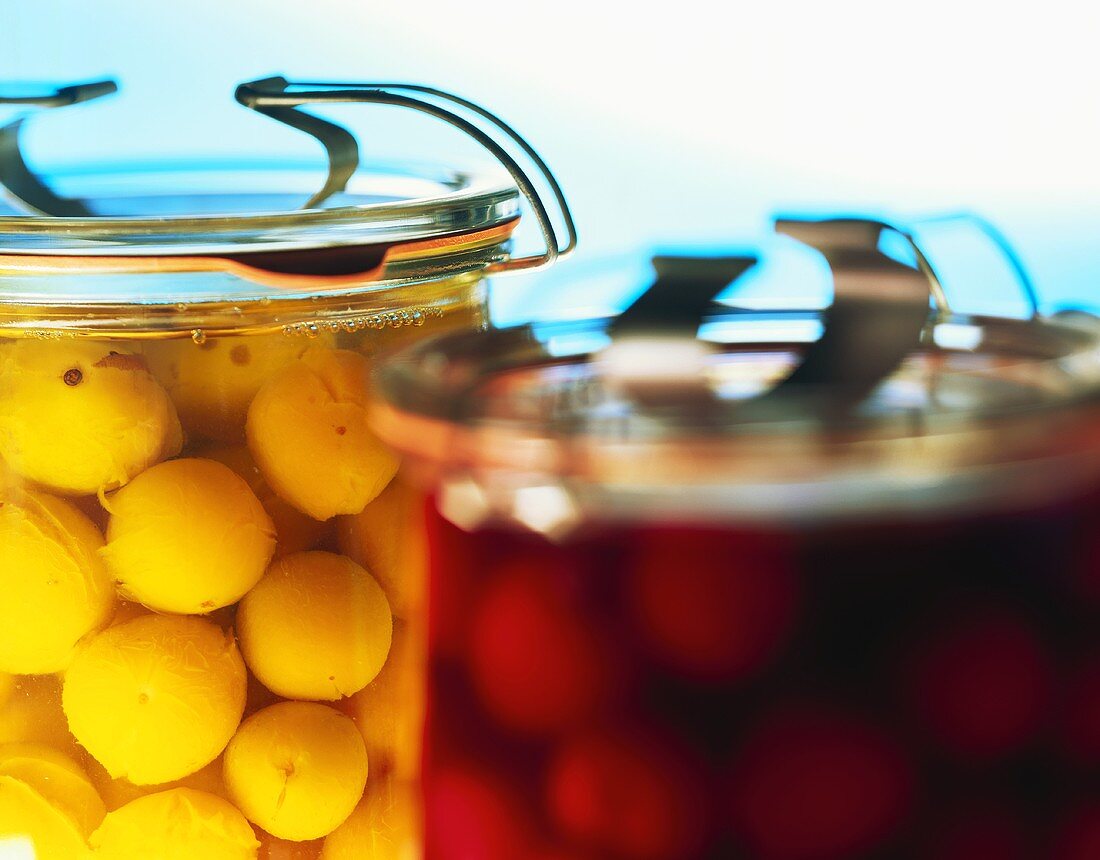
[765,217,939,415]
[598,214,1041,425]
[907,210,1041,317]
[610,255,759,336]
[234,76,578,274]
[0,79,118,217]
[763,214,1043,419]
[601,255,759,411]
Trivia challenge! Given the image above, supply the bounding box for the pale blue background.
[2,0,1099,323]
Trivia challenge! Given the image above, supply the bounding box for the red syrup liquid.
[420,482,1100,860]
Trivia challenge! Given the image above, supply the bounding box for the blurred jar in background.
[374,219,1100,860]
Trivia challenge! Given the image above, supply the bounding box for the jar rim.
[0,159,519,255]
[0,159,519,310]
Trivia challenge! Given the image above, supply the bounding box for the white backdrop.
[2,0,1100,321]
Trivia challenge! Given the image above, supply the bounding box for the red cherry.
[426,765,536,860]
[729,707,913,860]
[1051,801,1100,860]
[629,528,799,683]
[467,558,609,734]
[906,609,1052,760]
[1061,655,1100,765]
[545,729,708,860]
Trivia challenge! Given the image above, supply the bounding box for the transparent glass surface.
[0,161,518,256]
[0,272,486,859]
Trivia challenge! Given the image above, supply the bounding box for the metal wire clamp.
[0,79,118,217]
[234,76,577,275]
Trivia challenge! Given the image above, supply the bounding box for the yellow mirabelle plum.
[63,615,247,785]
[224,702,368,842]
[247,348,397,521]
[0,489,114,673]
[90,788,259,859]
[237,551,392,701]
[0,340,181,495]
[0,742,105,837]
[100,458,276,614]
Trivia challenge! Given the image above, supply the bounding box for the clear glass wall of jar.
[0,146,569,858]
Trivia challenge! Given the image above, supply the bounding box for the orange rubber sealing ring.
[0,218,519,290]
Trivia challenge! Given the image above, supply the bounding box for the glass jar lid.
[0,77,576,303]
[372,216,1100,532]
[0,160,520,255]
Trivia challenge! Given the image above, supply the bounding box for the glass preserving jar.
[0,78,573,859]
[372,216,1100,860]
